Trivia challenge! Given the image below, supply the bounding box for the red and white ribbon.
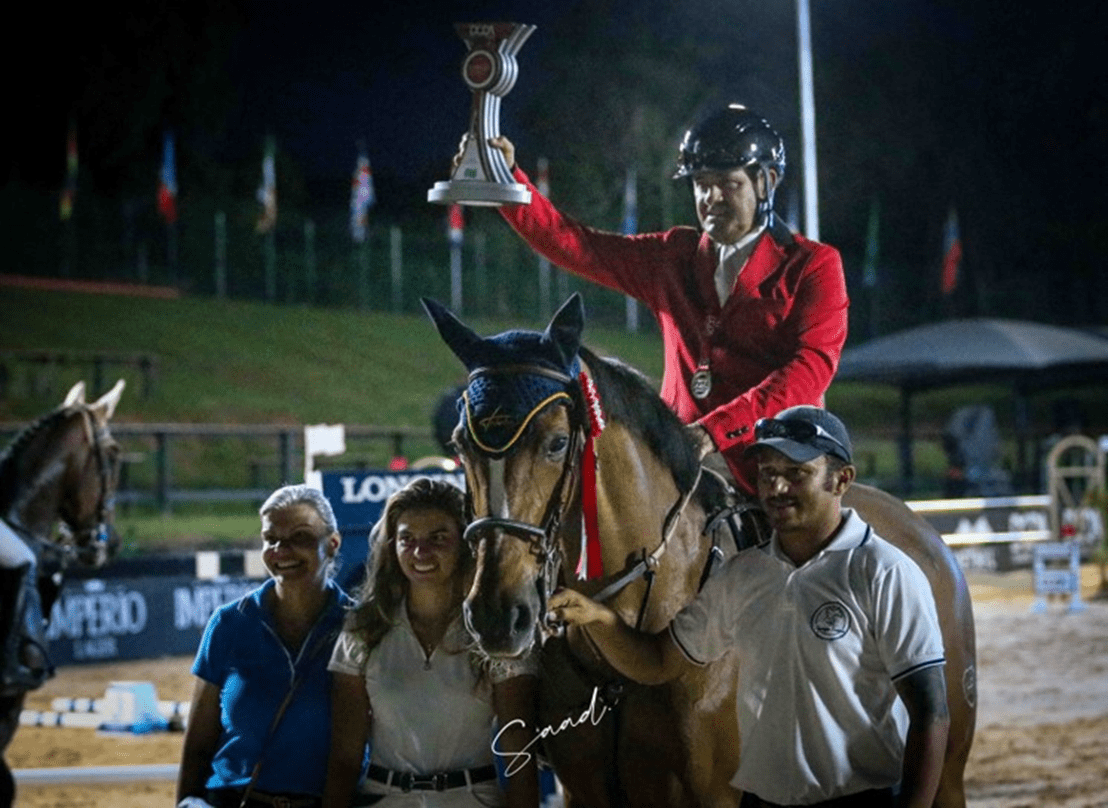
[576,372,606,580]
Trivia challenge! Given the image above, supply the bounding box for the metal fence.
[0,422,437,513]
[4,181,646,330]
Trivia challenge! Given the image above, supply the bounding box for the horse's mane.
[0,408,69,511]
[580,346,705,495]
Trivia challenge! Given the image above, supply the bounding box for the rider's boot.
[0,562,54,694]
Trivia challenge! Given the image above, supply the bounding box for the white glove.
[177,798,216,808]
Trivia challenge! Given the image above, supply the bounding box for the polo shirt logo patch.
[810,601,850,640]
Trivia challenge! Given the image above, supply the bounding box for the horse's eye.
[547,434,569,460]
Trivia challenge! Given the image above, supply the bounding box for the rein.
[590,462,705,611]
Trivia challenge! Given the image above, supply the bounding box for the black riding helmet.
[673,104,786,224]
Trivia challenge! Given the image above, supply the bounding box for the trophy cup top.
[427,21,535,207]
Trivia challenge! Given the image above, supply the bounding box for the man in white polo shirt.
[546,406,949,808]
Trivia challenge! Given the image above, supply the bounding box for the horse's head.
[0,380,126,567]
[58,380,126,565]
[424,295,587,658]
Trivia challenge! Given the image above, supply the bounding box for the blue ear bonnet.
[461,329,581,456]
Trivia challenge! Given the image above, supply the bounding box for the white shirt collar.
[715,223,766,304]
[716,222,767,263]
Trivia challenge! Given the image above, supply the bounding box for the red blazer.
[500,168,849,493]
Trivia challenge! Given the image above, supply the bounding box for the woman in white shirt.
[323,478,539,808]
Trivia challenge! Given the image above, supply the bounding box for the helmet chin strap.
[752,164,778,230]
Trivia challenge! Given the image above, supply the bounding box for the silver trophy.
[427,22,535,207]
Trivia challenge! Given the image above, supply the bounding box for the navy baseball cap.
[745,405,853,464]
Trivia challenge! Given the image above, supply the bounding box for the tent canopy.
[837,318,1108,390]
[834,318,1108,495]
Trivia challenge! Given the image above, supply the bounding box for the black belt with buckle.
[366,762,498,792]
[209,789,319,808]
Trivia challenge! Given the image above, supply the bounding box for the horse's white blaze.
[488,458,509,518]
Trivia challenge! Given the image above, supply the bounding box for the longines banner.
[322,468,466,589]
[46,576,258,666]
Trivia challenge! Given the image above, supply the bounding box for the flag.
[862,197,879,288]
[255,136,277,234]
[59,123,77,221]
[350,147,375,243]
[448,203,464,246]
[940,206,962,296]
[620,166,638,235]
[157,130,178,224]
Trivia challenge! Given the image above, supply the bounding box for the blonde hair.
[260,483,340,577]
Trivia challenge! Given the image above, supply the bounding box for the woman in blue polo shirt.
[177,484,354,808]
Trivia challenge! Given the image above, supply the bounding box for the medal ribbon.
[576,371,606,580]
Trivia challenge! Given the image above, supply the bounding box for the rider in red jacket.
[494,105,849,493]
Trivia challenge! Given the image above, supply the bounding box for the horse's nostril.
[510,602,532,635]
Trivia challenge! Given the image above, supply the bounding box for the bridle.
[461,363,587,640]
[460,360,712,644]
[50,406,117,567]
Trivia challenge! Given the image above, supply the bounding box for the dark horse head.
[0,380,126,569]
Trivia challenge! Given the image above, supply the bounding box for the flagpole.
[214,211,227,299]
[390,225,403,313]
[797,0,820,241]
[622,166,639,333]
[862,196,880,338]
[450,240,463,313]
[449,204,464,313]
[303,218,316,304]
[264,230,276,301]
[167,222,178,288]
[358,239,370,311]
[537,157,551,317]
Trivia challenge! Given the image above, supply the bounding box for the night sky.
[4,0,1106,324]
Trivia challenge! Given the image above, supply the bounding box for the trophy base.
[427,180,532,207]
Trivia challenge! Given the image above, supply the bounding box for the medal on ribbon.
[691,362,712,400]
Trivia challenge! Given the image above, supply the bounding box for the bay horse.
[424,295,976,808]
[0,380,125,808]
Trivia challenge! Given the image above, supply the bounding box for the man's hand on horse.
[546,589,616,629]
[687,424,717,461]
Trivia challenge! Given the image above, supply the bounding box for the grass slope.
[0,286,667,426]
